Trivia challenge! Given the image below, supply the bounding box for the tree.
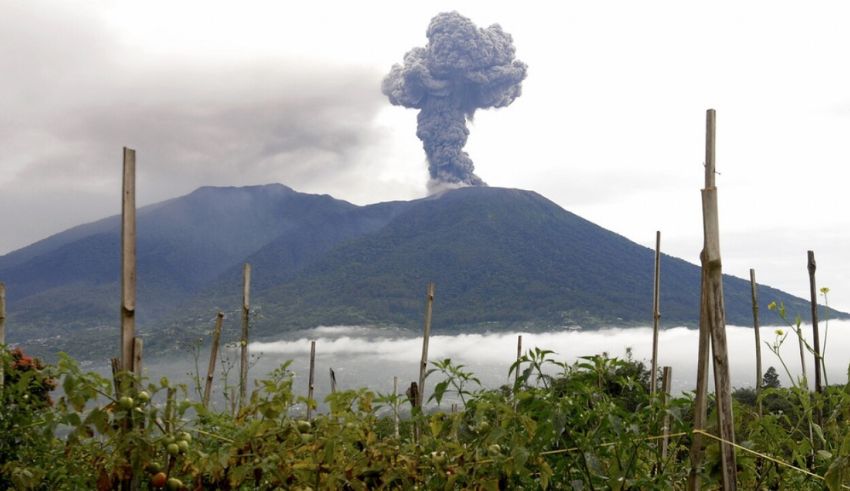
[763,366,781,389]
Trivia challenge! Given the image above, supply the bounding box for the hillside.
[1,184,842,360]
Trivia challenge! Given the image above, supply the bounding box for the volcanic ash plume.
[382,12,527,189]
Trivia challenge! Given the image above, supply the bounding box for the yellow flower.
[767,301,777,311]
[775,329,784,336]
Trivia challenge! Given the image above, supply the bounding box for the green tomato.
[487,444,502,456]
[177,439,190,453]
[296,420,312,433]
[166,477,183,491]
[118,396,134,410]
[136,391,151,404]
[145,461,162,474]
[178,431,191,443]
[167,443,180,456]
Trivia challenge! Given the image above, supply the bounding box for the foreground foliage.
[2,345,850,490]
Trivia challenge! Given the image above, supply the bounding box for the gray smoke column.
[382,12,527,189]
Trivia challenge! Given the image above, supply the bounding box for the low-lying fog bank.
[141,321,850,413]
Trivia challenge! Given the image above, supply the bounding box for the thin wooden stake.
[689,109,736,490]
[239,263,251,410]
[661,366,672,461]
[0,282,6,390]
[120,147,137,376]
[110,357,121,398]
[688,259,711,490]
[750,269,763,417]
[329,368,337,394]
[393,376,400,438]
[418,282,435,408]
[515,335,522,387]
[0,282,6,346]
[133,337,143,379]
[307,340,316,420]
[651,231,662,395]
[808,251,822,394]
[701,109,737,489]
[203,312,224,408]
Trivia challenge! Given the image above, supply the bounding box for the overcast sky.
[2,1,849,313]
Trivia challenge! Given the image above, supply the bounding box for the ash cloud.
[0,3,386,254]
[382,12,527,190]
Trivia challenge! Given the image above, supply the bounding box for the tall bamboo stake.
[515,334,522,388]
[808,251,822,394]
[0,282,5,390]
[239,263,251,409]
[329,368,337,394]
[687,275,711,490]
[133,337,143,379]
[203,312,224,408]
[651,230,662,395]
[120,147,137,376]
[689,109,736,490]
[0,282,6,346]
[661,366,672,461]
[307,340,316,420]
[418,282,435,408]
[750,269,763,416]
[701,109,737,489]
[393,376,400,438]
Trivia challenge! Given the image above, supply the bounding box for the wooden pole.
[661,366,672,461]
[651,230,662,395]
[120,147,137,376]
[329,368,337,394]
[750,269,763,416]
[239,263,251,409]
[418,282,435,408]
[203,312,224,408]
[515,335,522,387]
[808,251,822,394]
[393,376,400,438]
[701,109,737,490]
[0,282,5,390]
[133,337,143,379]
[688,273,711,490]
[0,282,6,346]
[307,340,316,420]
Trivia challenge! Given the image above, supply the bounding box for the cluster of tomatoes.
[4,347,56,407]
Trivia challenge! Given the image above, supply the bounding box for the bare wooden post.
[701,109,736,489]
[203,312,224,408]
[651,231,662,395]
[329,368,337,394]
[307,340,316,420]
[418,282,435,408]
[750,269,763,416]
[0,282,6,346]
[515,335,522,386]
[165,387,176,432]
[393,376,400,438]
[661,366,672,461]
[120,147,137,377]
[808,251,822,394]
[133,337,143,379]
[110,357,121,398]
[689,110,736,490]
[239,263,251,409]
[0,282,6,390]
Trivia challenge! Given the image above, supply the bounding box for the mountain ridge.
[1,184,843,360]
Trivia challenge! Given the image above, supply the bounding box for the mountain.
[1,184,843,360]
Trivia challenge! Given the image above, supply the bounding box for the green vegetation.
[3,343,850,490]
